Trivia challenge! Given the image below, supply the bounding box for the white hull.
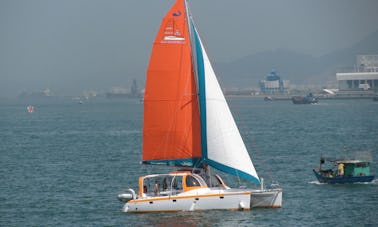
[122,188,250,213]
[250,188,282,208]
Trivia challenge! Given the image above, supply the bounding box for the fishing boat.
[313,151,375,184]
[118,0,281,212]
[292,93,318,104]
[264,96,273,101]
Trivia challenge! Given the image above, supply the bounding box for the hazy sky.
[1,0,378,98]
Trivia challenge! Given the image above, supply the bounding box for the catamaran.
[118,0,281,212]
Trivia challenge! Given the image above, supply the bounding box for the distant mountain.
[215,30,378,88]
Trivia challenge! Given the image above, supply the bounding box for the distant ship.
[18,88,55,99]
[292,93,318,104]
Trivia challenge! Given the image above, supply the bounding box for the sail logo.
[163,35,185,42]
[172,11,181,17]
[162,23,185,43]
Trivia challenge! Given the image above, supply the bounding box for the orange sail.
[142,0,201,166]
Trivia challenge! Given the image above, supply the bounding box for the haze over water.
[1,0,378,98]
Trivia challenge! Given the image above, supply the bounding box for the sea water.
[1,98,377,226]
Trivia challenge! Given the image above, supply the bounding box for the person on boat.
[153,180,159,196]
[338,163,344,176]
[201,163,211,185]
[162,178,168,191]
[172,178,178,190]
[143,185,148,193]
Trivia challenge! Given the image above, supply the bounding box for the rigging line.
[234,167,243,187]
[227,96,276,183]
[188,11,217,80]
[244,126,276,182]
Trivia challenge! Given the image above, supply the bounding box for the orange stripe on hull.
[128,191,251,204]
[127,208,251,213]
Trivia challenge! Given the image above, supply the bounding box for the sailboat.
[118,0,281,212]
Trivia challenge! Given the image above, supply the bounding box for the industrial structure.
[259,70,289,94]
[336,55,378,91]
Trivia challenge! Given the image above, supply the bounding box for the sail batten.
[143,157,201,167]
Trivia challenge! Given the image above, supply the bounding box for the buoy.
[27,105,34,113]
[239,201,245,210]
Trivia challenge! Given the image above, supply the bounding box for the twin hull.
[123,189,250,212]
[250,189,283,208]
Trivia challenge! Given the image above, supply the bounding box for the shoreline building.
[336,55,378,91]
[259,70,289,94]
[106,78,142,99]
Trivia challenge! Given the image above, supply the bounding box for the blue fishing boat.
[313,152,375,184]
[292,93,318,104]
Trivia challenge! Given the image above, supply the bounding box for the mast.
[184,0,192,40]
[185,0,206,167]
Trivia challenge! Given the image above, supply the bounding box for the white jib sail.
[195,28,260,183]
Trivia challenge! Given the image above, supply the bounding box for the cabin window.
[143,175,185,196]
[211,175,224,187]
[171,176,183,190]
[356,162,368,168]
[142,178,154,196]
[186,175,200,187]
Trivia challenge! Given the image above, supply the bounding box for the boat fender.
[117,188,136,202]
[239,201,245,210]
[189,200,197,211]
[122,205,130,213]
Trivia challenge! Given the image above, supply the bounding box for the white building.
[336,55,378,91]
